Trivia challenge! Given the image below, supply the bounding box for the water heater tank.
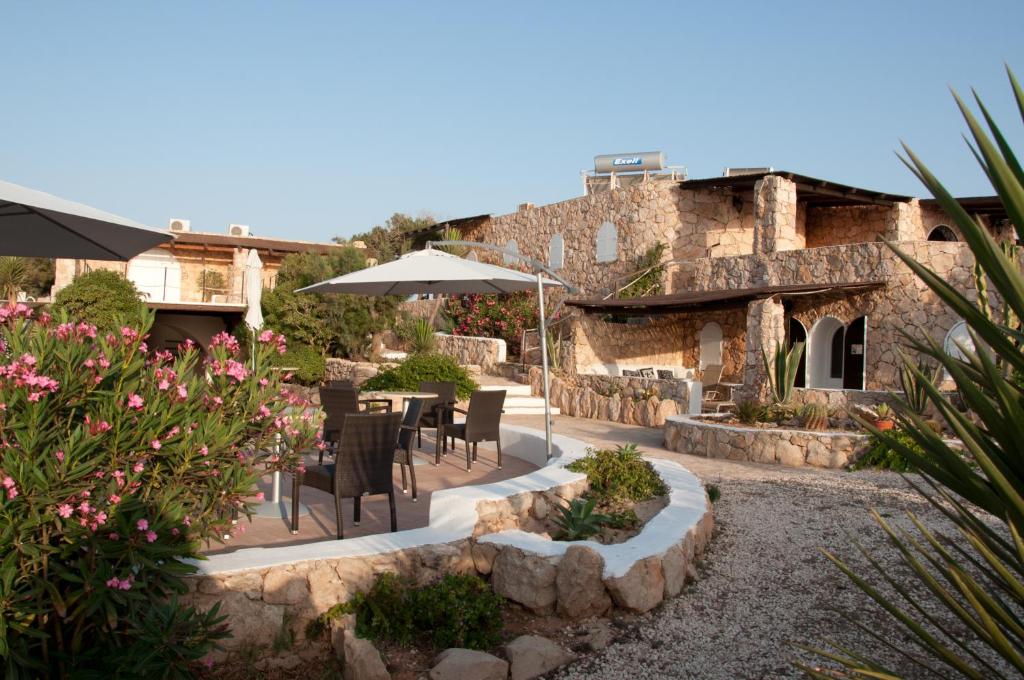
[594,151,665,174]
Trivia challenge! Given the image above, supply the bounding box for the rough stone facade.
[664,414,870,468]
[538,372,694,427]
[434,333,506,371]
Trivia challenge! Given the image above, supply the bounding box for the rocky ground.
[502,416,961,680]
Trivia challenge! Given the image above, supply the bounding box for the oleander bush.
[0,306,320,678]
[361,352,477,399]
[442,292,538,359]
[566,444,667,503]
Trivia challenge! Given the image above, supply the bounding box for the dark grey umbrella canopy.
[0,179,173,260]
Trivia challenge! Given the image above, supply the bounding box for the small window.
[928,224,958,242]
[829,326,845,379]
[596,222,618,263]
[548,234,564,270]
[503,239,519,265]
[944,320,975,361]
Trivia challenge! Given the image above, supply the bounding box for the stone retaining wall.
[529,370,700,426]
[434,333,506,371]
[324,359,382,386]
[663,414,869,468]
[183,426,712,662]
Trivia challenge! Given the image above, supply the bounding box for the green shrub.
[312,573,504,651]
[566,444,668,503]
[52,269,145,329]
[409,318,436,354]
[734,400,766,425]
[361,353,476,399]
[552,497,611,541]
[272,342,326,385]
[705,484,721,503]
[850,430,923,472]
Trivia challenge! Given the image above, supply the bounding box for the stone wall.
[664,414,869,468]
[434,333,506,371]
[805,205,890,248]
[323,359,382,385]
[672,241,977,391]
[539,372,698,426]
[567,310,745,382]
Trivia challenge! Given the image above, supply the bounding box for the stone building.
[52,224,349,351]
[428,169,1010,402]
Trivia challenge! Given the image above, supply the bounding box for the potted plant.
[872,403,896,431]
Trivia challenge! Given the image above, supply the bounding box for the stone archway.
[808,316,845,389]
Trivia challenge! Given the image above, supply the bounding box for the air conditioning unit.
[229,224,250,237]
[168,218,191,232]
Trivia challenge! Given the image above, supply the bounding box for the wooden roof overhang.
[679,171,912,208]
[567,281,885,316]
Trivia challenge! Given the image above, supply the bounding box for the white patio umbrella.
[0,179,172,260]
[243,248,264,330]
[298,248,564,458]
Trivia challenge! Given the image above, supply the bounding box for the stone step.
[479,384,532,397]
[503,405,560,415]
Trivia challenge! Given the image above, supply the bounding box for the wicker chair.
[416,381,457,454]
[291,411,403,539]
[441,389,505,471]
[318,385,392,464]
[394,398,425,501]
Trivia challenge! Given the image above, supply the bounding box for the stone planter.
[663,413,869,468]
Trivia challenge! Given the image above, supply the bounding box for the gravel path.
[505,416,957,680]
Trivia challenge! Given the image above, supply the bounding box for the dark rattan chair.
[441,389,505,471]
[394,398,425,501]
[292,411,403,539]
[416,381,457,455]
[319,385,392,464]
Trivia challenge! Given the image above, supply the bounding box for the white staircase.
[478,383,560,416]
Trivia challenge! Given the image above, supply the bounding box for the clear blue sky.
[3,1,1023,242]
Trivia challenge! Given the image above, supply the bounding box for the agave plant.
[897,354,943,416]
[800,67,1024,679]
[552,497,611,541]
[762,340,805,405]
[409,317,436,354]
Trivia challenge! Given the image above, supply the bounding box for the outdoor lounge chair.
[318,385,392,464]
[394,398,425,501]
[440,389,505,471]
[291,411,403,539]
[416,380,457,454]
[700,364,736,412]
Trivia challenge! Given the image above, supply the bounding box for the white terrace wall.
[182,427,713,661]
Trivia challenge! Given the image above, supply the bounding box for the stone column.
[753,176,798,254]
[738,296,786,402]
[230,248,248,303]
[884,199,922,241]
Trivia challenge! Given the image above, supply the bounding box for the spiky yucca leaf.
[762,340,804,405]
[804,69,1024,679]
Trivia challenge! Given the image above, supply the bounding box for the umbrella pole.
[535,271,553,460]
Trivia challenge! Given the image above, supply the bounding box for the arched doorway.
[928,224,958,242]
[809,316,845,389]
[842,316,866,390]
[699,322,723,370]
[788,318,807,388]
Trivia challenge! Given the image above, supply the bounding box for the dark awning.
[567,281,885,315]
[679,171,911,207]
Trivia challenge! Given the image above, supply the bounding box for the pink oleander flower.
[132,462,144,473]
[55,450,64,462]
[126,393,144,410]
[136,519,148,531]
[145,530,157,543]
[199,445,209,456]
[177,384,188,399]
[150,439,161,450]
[109,532,120,540]
[109,494,121,504]
[255,491,265,502]
[158,379,170,391]
[57,503,73,518]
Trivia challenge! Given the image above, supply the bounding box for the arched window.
[503,239,519,265]
[548,234,565,270]
[928,224,958,242]
[596,221,618,263]
[944,320,975,361]
[699,322,723,370]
